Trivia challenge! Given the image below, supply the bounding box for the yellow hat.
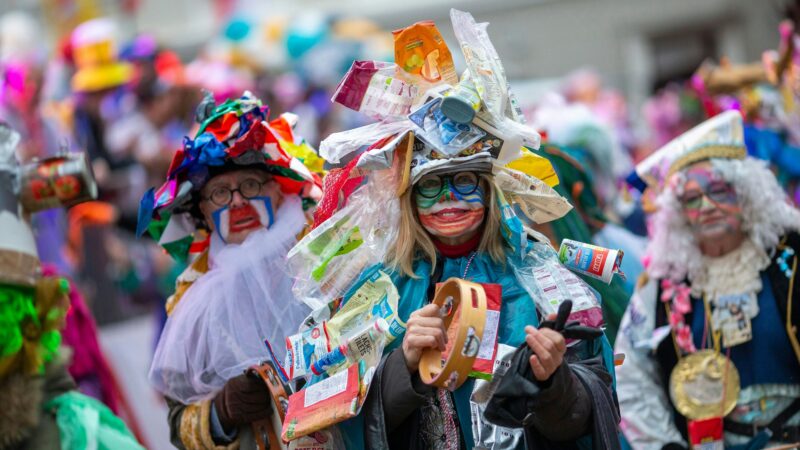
[70,18,132,92]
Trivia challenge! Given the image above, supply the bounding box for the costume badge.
[710,293,757,347]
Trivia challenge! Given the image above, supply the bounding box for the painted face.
[677,162,742,241]
[415,171,486,239]
[199,169,283,244]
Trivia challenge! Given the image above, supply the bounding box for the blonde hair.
[387,173,508,277]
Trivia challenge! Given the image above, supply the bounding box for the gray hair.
[646,157,800,281]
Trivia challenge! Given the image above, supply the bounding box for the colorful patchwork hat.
[627,110,747,193]
[137,91,324,262]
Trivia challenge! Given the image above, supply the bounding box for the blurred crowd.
[1,3,799,448]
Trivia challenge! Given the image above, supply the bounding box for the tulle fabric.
[148,196,310,403]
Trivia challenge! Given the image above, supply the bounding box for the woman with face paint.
[334,144,622,449]
[307,115,620,449]
[616,111,800,449]
[138,92,323,449]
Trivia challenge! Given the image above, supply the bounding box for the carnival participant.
[140,92,322,448]
[616,110,800,449]
[0,123,143,449]
[358,157,620,450]
[281,10,621,449]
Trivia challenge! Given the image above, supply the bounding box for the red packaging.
[687,417,724,450]
[282,363,360,442]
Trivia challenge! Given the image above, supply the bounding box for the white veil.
[149,196,310,403]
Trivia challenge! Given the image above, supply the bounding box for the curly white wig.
[647,157,800,281]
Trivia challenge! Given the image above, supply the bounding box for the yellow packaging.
[393,21,458,85]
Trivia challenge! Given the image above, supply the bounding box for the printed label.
[304,369,349,408]
[476,310,500,360]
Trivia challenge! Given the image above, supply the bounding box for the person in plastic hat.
[616,110,800,449]
[283,9,620,450]
[140,91,323,449]
[0,123,143,450]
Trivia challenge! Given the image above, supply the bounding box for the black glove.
[539,300,604,341]
[213,372,273,430]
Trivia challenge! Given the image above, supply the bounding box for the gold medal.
[669,349,740,420]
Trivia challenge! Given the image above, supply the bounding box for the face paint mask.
[211,196,274,243]
[678,168,742,238]
[416,181,486,238]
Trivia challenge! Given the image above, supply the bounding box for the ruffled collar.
[690,238,771,299]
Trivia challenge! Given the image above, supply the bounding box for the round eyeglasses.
[203,178,267,206]
[415,171,480,199]
[679,182,737,210]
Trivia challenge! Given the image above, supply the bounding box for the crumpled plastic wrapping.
[287,176,400,311]
[148,197,311,404]
[511,241,605,329]
[494,167,573,225]
[318,119,411,165]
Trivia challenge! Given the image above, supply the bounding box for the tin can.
[557,239,625,284]
[19,153,97,212]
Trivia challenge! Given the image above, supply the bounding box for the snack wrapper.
[285,322,332,380]
[558,239,625,284]
[327,269,406,344]
[282,363,363,442]
[332,61,418,119]
[393,21,458,85]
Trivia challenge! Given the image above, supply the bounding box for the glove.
[538,300,604,340]
[213,373,273,430]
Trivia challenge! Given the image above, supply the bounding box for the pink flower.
[669,311,683,328]
[676,326,697,353]
[660,279,675,303]
[673,287,692,315]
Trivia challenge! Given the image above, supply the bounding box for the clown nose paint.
[211,196,274,242]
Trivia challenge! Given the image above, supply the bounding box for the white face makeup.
[199,169,283,244]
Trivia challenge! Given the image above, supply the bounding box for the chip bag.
[393,21,458,85]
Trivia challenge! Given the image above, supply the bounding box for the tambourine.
[249,362,291,450]
[419,278,487,391]
[18,153,97,213]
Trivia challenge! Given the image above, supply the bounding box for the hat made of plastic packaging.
[137,91,324,262]
[319,9,569,226]
[70,18,133,92]
[627,110,747,193]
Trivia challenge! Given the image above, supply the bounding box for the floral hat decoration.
[137,91,324,262]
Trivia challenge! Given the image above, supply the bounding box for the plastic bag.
[287,176,400,310]
[450,9,509,123]
[494,167,573,225]
[318,119,411,164]
[332,61,419,120]
[511,241,605,329]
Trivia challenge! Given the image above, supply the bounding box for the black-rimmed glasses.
[415,171,480,199]
[202,178,268,206]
